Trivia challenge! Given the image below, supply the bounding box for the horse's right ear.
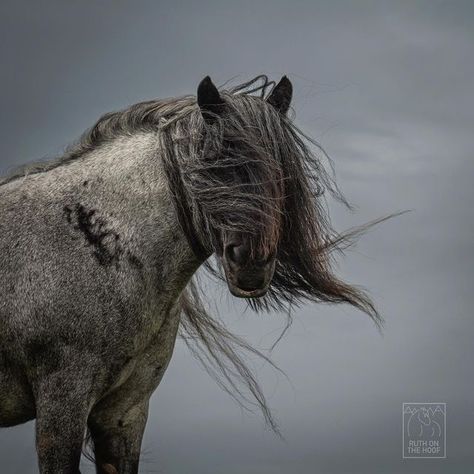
[267,76,293,115]
[197,76,225,124]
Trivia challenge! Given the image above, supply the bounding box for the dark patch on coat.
[63,203,144,271]
[63,206,73,224]
[74,204,122,267]
[127,254,144,270]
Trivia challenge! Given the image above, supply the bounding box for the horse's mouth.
[221,255,275,299]
[228,283,268,298]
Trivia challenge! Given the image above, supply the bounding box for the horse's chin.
[227,283,268,299]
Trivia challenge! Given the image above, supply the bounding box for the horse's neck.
[58,132,203,296]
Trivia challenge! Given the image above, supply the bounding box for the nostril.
[226,245,237,262]
[255,252,275,267]
[226,243,249,266]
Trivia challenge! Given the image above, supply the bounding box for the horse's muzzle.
[222,256,276,299]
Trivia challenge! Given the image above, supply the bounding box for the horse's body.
[0,132,200,471]
[0,76,379,473]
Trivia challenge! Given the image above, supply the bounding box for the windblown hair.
[155,76,385,431]
[1,76,387,433]
[152,77,380,313]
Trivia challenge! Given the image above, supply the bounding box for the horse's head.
[196,76,292,298]
[166,75,379,322]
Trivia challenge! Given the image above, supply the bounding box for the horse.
[0,75,380,473]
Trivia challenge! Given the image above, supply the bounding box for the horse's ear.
[197,76,225,124]
[267,76,293,115]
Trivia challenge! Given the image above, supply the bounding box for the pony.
[0,75,380,473]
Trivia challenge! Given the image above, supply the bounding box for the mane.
[156,76,388,433]
[1,76,387,434]
[154,76,382,314]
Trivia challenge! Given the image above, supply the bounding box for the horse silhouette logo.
[403,403,446,458]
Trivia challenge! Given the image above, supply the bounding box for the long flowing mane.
[1,76,387,433]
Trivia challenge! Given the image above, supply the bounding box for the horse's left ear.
[267,76,293,115]
[197,76,225,124]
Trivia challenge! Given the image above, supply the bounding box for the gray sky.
[0,1,473,472]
